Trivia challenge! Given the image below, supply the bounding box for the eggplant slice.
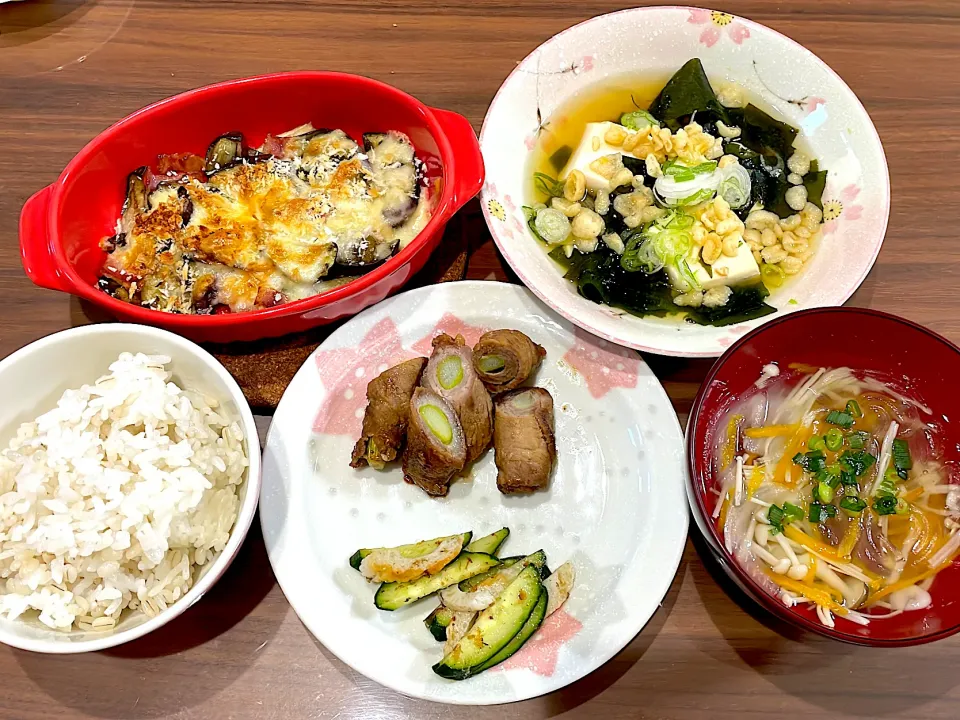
[351,357,428,470]
[422,334,494,463]
[364,131,420,227]
[473,330,546,394]
[204,132,244,175]
[493,388,556,494]
[403,388,466,496]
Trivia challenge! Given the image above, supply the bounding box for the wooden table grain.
[1,1,959,718]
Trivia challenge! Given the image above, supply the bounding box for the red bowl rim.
[47,71,466,330]
[687,306,960,646]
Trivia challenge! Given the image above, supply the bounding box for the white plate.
[480,6,890,358]
[260,281,687,705]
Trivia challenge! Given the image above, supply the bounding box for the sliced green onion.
[718,163,751,209]
[767,504,785,533]
[760,263,785,289]
[662,160,717,182]
[792,452,806,466]
[847,431,867,449]
[839,450,876,477]
[892,438,912,473]
[809,503,838,523]
[533,172,565,198]
[534,207,571,245]
[820,464,842,488]
[873,495,898,516]
[825,410,855,428]
[824,428,844,452]
[620,110,659,131]
[845,399,863,418]
[808,436,826,452]
[840,496,867,513]
[783,502,805,523]
[805,450,827,473]
[816,482,835,504]
[840,468,858,487]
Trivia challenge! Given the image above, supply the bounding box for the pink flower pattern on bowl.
[688,9,750,47]
[822,184,864,234]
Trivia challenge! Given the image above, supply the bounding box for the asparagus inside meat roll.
[350,357,427,470]
[403,388,466,496]
[493,387,556,494]
[422,334,493,463]
[473,329,546,394]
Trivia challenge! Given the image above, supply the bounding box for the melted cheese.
[102,128,431,314]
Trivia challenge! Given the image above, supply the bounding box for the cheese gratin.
[99,125,431,314]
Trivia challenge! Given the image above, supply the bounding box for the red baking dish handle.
[20,185,69,292]
[431,107,485,219]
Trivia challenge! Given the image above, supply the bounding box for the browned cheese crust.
[350,357,427,469]
[423,333,493,464]
[472,329,546,394]
[402,388,466,497]
[493,387,556,494]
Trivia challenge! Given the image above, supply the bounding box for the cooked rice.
[0,352,247,631]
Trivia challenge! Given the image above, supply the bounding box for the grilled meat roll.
[351,357,427,469]
[493,388,556,494]
[422,334,493,463]
[402,388,467,496]
[472,330,546,394]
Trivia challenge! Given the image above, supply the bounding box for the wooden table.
[1,0,959,717]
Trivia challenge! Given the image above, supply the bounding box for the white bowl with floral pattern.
[479,6,889,357]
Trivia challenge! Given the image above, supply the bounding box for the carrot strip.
[744,424,800,439]
[773,425,813,486]
[766,572,848,615]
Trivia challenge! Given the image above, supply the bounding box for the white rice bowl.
[0,325,259,652]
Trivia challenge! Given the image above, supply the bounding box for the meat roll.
[493,388,556,494]
[350,357,427,469]
[403,388,466,496]
[422,334,493,463]
[472,330,546,394]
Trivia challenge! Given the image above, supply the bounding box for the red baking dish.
[19,72,484,343]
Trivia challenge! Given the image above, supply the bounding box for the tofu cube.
[559,122,642,191]
[665,240,760,291]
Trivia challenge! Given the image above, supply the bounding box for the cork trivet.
[208,212,470,410]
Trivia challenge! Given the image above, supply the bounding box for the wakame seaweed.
[803,160,827,210]
[549,145,573,172]
[687,283,777,327]
[648,58,730,132]
[549,245,676,317]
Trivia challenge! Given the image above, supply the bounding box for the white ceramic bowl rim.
[0,324,261,653]
[479,5,890,358]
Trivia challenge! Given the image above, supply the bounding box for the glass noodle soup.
[714,365,960,628]
[525,59,828,327]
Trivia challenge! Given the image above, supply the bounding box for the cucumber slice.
[433,566,543,680]
[349,532,472,571]
[424,605,455,641]
[475,590,547,673]
[464,527,510,556]
[374,552,498,611]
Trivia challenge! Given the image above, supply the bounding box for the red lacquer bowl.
[687,307,960,646]
[19,72,484,343]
